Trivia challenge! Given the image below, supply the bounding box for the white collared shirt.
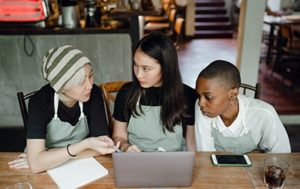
[195,95,291,153]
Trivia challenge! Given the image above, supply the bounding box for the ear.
[229,87,239,98]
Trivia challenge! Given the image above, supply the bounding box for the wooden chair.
[240,83,261,99]
[144,0,174,24]
[99,81,128,131]
[17,90,37,132]
[172,17,185,49]
[144,8,177,34]
[272,25,300,88]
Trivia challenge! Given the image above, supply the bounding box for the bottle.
[85,0,97,27]
[61,0,80,28]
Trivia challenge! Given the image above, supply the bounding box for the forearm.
[113,136,129,151]
[28,139,90,173]
[186,125,196,152]
[112,120,130,151]
[74,149,101,159]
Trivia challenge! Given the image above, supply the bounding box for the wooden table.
[263,15,300,65]
[0,152,299,188]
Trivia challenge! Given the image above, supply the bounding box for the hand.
[89,136,120,154]
[125,144,142,152]
[8,153,29,169]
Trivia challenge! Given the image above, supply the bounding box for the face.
[196,77,236,118]
[63,64,94,103]
[133,49,162,88]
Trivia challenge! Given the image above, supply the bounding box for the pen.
[115,148,122,153]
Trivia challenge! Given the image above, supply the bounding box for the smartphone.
[211,154,252,167]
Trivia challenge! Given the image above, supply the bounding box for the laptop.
[112,151,195,188]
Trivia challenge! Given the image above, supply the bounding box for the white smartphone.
[211,154,252,167]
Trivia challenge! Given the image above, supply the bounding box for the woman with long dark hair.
[113,33,197,152]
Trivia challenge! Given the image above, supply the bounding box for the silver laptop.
[112,151,195,188]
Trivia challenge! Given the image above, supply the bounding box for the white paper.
[47,157,108,189]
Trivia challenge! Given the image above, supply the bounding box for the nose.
[198,96,205,108]
[84,78,93,90]
[135,67,143,79]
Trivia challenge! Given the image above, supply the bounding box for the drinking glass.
[264,157,289,189]
[6,182,32,189]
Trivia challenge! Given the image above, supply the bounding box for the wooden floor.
[177,38,300,115]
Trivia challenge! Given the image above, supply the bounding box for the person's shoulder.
[183,84,197,97]
[119,81,133,93]
[30,84,53,101]
[91,84,101,94]
[122,81,133,89]
[29,84,54,107]
[183,83,195,92]
[239,95,277,115]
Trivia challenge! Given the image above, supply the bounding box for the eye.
[89,72,94,79]
[143,67,151,71]
[205,95,214,101]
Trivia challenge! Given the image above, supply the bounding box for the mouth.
[84,92,91,98]
[202,111,208,116]
[139,81,146,85]
[200,108,209,116]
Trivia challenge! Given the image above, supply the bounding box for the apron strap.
[54,93,85,121]
[54,93,59,120]
[78,101,85,120]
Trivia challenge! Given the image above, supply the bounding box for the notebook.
[112,151,195,188]
[47,157,108,189]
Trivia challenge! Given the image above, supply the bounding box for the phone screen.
[216,155,247,164]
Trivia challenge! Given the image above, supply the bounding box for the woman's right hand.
[8,153,29,169]
[125,144,142,152]
[88,136,120,154]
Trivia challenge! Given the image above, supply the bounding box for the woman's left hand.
[8,153,29,169]
[89,136,120,154]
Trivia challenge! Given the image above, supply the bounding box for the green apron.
[46,93,89,148]
[128,104,184,152]
[211,119,258,154]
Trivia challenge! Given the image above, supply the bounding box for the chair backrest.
[173,17,184,49]
[99,81,128,131]
[240,83,261,99]
[167,8,177,31]
[17,90,37,132]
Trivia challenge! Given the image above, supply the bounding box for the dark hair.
[197,60,241,89]
[125,32,185,132]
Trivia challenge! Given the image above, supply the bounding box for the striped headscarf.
[42,45,91,92]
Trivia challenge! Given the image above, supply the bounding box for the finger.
[98,138,116,147]
[129,145,141,152]
[10,163,28,169]
[100,147,118,155]
[9,159,29,169]
[127,146,138,152]
[11,158,27,164]
[98,136,110,141]
[16,164,29,169]
[12,163,29,169]
[115,141,120,149]
[18,153,27,158]
[97,140,110,147]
